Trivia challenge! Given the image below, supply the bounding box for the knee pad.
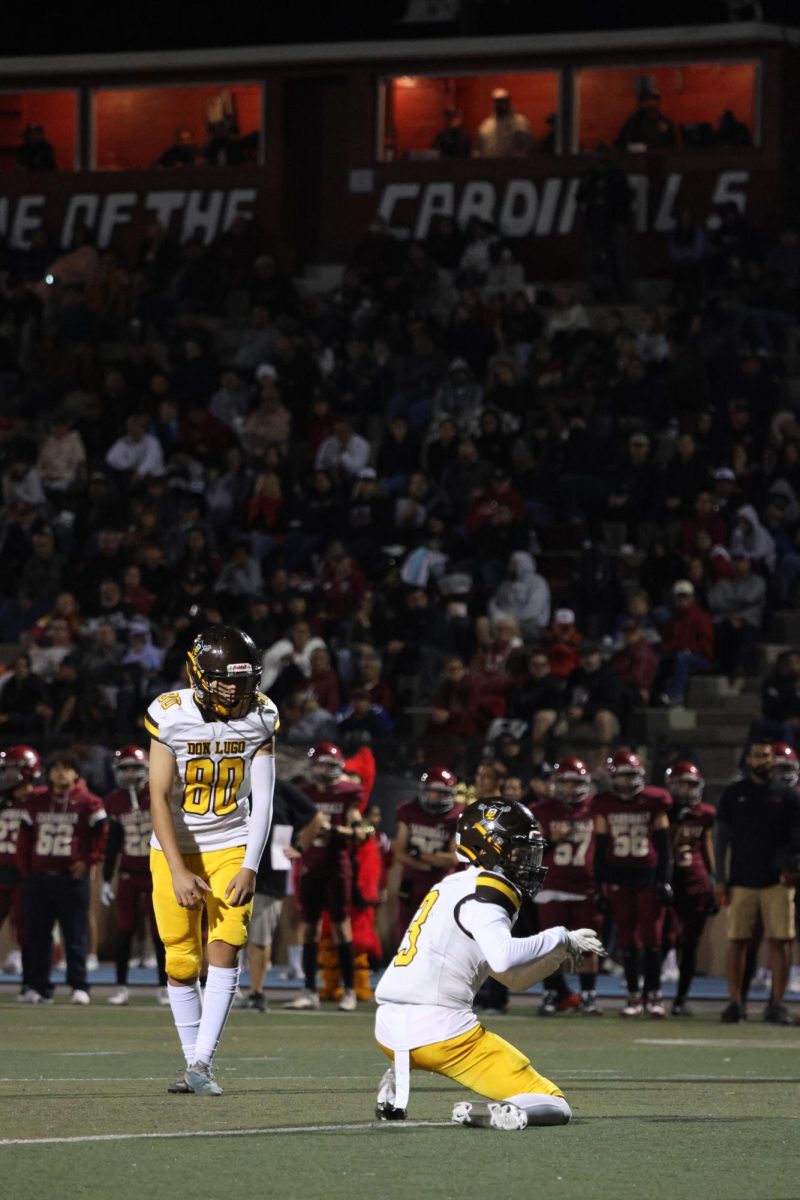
[165,945,202,981]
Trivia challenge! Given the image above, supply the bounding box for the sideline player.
[373,798,605,1130]
[0,746,41,995]
[102,744,168,1006]
[592,750,673,1017]
[146,625,278,1095]
[664,760,717,1015]
[534,756,601,1015]
[284,742,365,1012]
[393,766,461,948]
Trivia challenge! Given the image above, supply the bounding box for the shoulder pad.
[474,871,521,917]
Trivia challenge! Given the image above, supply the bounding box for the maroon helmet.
[113,744,149,790]
[772,742,799,787]
[420,765,458,814]
[308,741,344,786]
[0,745,42,792]
[607,749,645,800]
[664,759,704,805]
[552,756,591,806]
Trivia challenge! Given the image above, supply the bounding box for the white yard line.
[0,1121,452,1147]
[635,1038,800,1049]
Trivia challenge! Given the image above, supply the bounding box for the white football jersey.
[376,865,521,1011]
[145,687,279,854]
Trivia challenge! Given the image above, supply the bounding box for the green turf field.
[0,994,797,1200]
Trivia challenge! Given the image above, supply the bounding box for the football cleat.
[538,989,559,1016]
[720,1001,746,1024]
[672,999,693,1017]
[375,1102,407,1121]
[184,1060,223,1096]
[620,993,643,1017]
[645,993,666,1019]
[283,989,321,1010]
[452,1101,528,1131]
[580,990,602,1015]
[18,988,41,1004]
[167,1071,193,1095]
[107,986,129,1006]
[762,1003,795,1026]
[71,989,91,1006]
[338,988,357,1012]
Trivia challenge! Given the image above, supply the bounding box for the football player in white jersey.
[146,625,278,1096]
[374,798,605,1130]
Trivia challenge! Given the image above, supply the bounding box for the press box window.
[0,91,77,172]
[379,72,560,162]
[93,83,263,170]
[573,62,758,154]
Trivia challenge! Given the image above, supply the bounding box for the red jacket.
[17,786,107,876]
[660,603,714,661]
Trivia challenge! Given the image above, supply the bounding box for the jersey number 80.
[183,756,245,817]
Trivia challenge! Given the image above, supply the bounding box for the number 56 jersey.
[591,786,671,886]
[144,688,279,855]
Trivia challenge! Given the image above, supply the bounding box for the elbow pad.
[242,754,275,873]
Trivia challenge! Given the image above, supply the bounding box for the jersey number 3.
[393,889,439,967]
[183,756,245,817]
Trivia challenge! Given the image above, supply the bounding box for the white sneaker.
[621,993,643,1017]
[157,987,171,1006]
[661,949,679,984]
[2,950,22,974]
[107,987,129,1006]
[71,989,91,1005]
[283,989,320,1010]
[142,955,157,970]
[645,993,666,1019]
[452,1101,528,1131]
[86,954,99,973]
[338,988,357,1012]
[18,988,42,1004]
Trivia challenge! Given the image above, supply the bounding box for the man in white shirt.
[314,420,370,481]
[106,414,165,480]
[374,798,604,1130]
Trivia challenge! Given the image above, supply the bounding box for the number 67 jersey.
[144,688,279,855]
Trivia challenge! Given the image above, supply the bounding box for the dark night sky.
[2,1,798,57]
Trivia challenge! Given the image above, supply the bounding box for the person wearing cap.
[654,581,714,706]
[542,609,583,679]
[615,81,676,151]
[473,88,534,159]
[560,642,623,764]
[708,554,766,680]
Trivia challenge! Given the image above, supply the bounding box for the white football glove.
[100,881,115,908]
[563,928,606,968]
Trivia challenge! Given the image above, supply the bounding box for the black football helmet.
[456,798,547,898]
[186,625,261,720]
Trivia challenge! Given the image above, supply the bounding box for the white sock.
[193,965,240,1066]
[167,982,202,1066]
[288,944,302,973]
[505,1092,572,1126]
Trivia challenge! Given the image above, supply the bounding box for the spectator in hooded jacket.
[730,504,776,573]
[708,553,766,679]
[488,550,551,643]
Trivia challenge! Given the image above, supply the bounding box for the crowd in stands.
[0,181,800,793]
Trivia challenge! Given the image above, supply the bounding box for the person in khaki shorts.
[715,742,800,1025]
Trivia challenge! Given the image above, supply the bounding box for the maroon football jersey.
[535,796,595,895]
[672,801,715,895]
[396,798,462,903]
[591,786,672,883]
[299,778,363,868]
[0,795,28,879]
[104,785,153,871]
[17,786,107,875]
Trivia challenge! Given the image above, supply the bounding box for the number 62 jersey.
[144,687,279,855]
